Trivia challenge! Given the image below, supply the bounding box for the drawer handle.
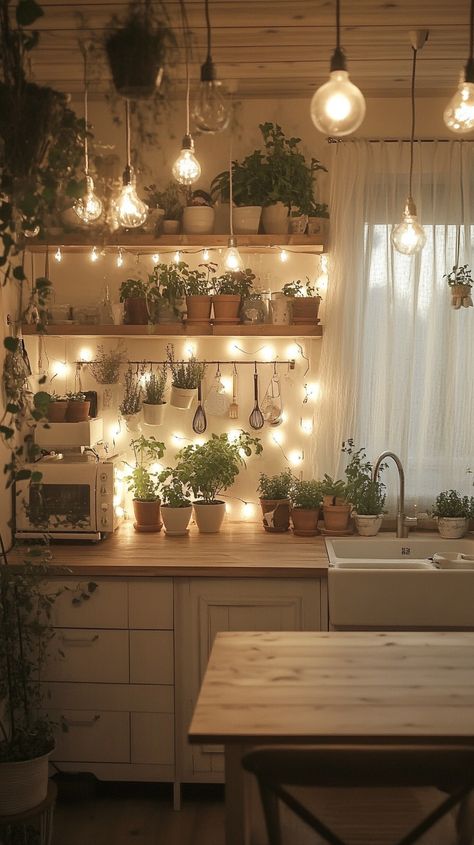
[62,715,101,728]
[59,633,99,645]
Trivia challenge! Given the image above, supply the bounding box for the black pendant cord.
[81,48,90,176]
[205,0,212,63]
[336,0,340,52]
[467,0,474,81]
[330,0,346,72]
[125,99,131,169]
[178,0,191,134]
[408,46,417,201]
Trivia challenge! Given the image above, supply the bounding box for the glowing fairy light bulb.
[74,175,103,224]
[270,430,284,446]
[241,502,255,519]
[279,249,289,263]
[116,248,124,268]
[444,76,474,134]
[90,246,99,262]
[227,429,240,443]
[79,347,93,362]
[391,198,426,256]
[52,360,69,378]
[151,253,160,264]
[202,248,210,261]
[223,237,243,272]
[300,417,314,435]
[173,251,182,265]
[172,134,201,186]
[184,341,197,359]
[289,449,304,466]
[54,247,62,263]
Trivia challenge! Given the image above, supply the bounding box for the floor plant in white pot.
[343,440,386,537]
[173,432,263,533]
[142,366,167,426]
[432,490,473,539]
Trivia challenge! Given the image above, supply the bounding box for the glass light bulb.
[172,135,201,186]
[193,80,230,134]
[117,181,148,229]
[391,200,426,255]
[444,74,474,134]
[310,70,366,136]
[74,175,103,224]
[223,239,243,272]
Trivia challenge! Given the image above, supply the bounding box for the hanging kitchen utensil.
[249,362,264,430]
[261,362,283,426]
[229,363,239,419]
[205,363,230,417]
[192,380,207,434]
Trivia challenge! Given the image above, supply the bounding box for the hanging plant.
[444,264,473,310]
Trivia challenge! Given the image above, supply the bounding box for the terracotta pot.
[193,501,226,533]
[212,294,241,324]
[162,505,193,536]
[133,499,162,532]
[261,202,288,234]
[354,514,383,537]
[65,400,90,422]
[437,517,469,539]
[142,402,166,426]
[232,206,262,234]
[182,206,215,235]
[291,507,320,536]
[162,219,180,235]
[292,296,321,324]
[170,385,196,409]
[186,295,212,323]
[0,748,52,815]
[124,296,148,325]
[47,400,68,422]
[259,498,291,532]
[323,504,351,533]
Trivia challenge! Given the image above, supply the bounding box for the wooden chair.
[243,746,474,845]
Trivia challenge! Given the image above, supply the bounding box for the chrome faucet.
[372,451,415,539]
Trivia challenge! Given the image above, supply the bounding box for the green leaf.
[0,426,14,439]
[16,0,44,27]
[31,471,43,483]
[15,469,32,482]
[4,337,19,353]
[6,403,19,413]
[13,265,26,281]
[88,582,98,593]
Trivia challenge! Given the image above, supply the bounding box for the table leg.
[39,800,56,845]
[225,744,250,845]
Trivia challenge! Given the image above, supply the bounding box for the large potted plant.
[173,432,262,533]
[257,470,294,532]
[167,344,206,409]
[212,268,255,324]
[281,278,321,324]
[343,441,386,537]
[290,479,322,536]
[319,475,351,533]
[432,490,473,539]
[119,277,149,325]
[142,366,167,426]
[127,435,165,532]
[158,470,193,536]
[211,151,267,234]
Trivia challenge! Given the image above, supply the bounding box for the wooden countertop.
[19,521,329,577]
[189,630,474,745]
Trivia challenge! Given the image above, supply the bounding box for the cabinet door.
[175,577,322,780]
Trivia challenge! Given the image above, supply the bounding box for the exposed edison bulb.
[193,60,230,134]
[54,247,62,263]
[391,198,426,255]
[117,165,148,229]
[311,69,366,136]
[172,134,201,186]
[279,249,289,263]
[444,71,474,134]
[223,237,243,272]
[74,175,103,224]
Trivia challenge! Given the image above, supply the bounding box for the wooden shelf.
[24,233,325,254]
[21,323,323,338]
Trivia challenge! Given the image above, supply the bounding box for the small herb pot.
[170,385,196,409]
[241,297,266,324]
[47,400,68,422]
[182,206,215,235]
[161,505,193,536]
[212,294,241,324]
[270,293,292,325]
[291,507,320,536]
[292,296,321,324]
[259,498,291,532]
[123,296,148,325]
[122,412,141,432]
[162,219,180,235]
[133,499,162,533]
[323,503,352,533]
[193,501,226,533]
[289,214,308,234]
[354,514,383,537]
[437,517,469,539]
[65,400,90,422]
[232,206,262,235]
[186,295,212,324]
[142,402,166,426]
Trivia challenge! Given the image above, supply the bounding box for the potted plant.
[182,189,215,235]
[119,277,149,325]
[65,391,90,422]
[158,470,193,536]
[127,435,165,532]
[145,181,184,234]
[167,344,206,409]
[105,3,174,100]
[257,469,294,532]
[119,365,142,430]
[89,342,127,385]
[173,432,262,533]
[211,151,267,234]
[343,441,386,537]
[282,278,321,324]
[185,262,215,324]
[319,475,351,533]
[45,391,68,422]
[290,479,322,536]
[142,366,167,426]
[444,264,473,310]
[241,290,267,325]
[432,490,473,539]
[212,268,255,324]
[305,201,330,237]
[149,262,187,324]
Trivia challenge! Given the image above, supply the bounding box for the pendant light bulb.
[193,59,230,134]
[311,68,366,135]
[74,175,103,224]
[223,236,243,272]
[172,134,201,186]
[444,70,474,134]
[391,198,426,255]
[117,165,148,229]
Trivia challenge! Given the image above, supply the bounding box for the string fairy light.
[279,249,289,263]
[116,248,124,268]
[90,246,99,263]
[202,248,210,261]
[54,247,62,263]
[173,250,182,264]
[151,253,160,264]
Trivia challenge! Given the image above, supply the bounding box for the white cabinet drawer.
[49,579,128,629]
[51,710,129,763]
[129,579,173,629]
[44,683,174,714]
[131,713,174,765]
[44,629,129,683]
[130,631,173,684]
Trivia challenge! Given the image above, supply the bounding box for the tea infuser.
[192,380,207,434]
[249,362,264,430]
[229,362,239,419]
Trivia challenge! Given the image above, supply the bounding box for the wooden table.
[188,630,474,845]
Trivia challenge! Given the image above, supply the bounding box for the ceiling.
[26,0,471,99]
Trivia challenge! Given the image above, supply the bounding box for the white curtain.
[315,140,474,510]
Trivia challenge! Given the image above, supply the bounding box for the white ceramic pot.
[162,219,180,235]
[143,207,165,235]
[270,292,292,325]
[0,749,51,815]
[437,517,469,539]
[193,501,226,533]
[355,514,383,537]
[232,206,262,235]
[182,206,215,235]
[122,412,141,432]
[170,385,196,409]
[142,402,166,426]
[261,202,288,234]
[161,505,193,536]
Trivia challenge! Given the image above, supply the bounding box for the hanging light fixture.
[391,31,428,256]
[74,46,103,224]
[116,100,149,229]
[173,12,201,185]
[192,0,230,134]
[222,110,243,273]
[444,0,474,133]
[310,0,366,136]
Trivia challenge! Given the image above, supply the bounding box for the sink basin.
[327,537,474,565]
[333,560,434,570]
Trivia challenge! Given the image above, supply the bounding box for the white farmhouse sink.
[326,536,474,629]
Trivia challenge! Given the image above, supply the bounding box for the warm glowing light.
[238,447,246,459]
[289,449,304,466]
[270,431,285,446]
[116,469,125,480]
[79,347,93,362]
[74,175,103,224]
[172,135,201,186]
[115,505,125,518]
[109,421,122,439]
[54,247,62,263]
[184,341,197,359]
[202,248,210,261]
[286,342,301,360]
[116,248,124,268]
[150,462,164,474]
[220,375,232,394]
[194,437,206,447]
[90,246,99,262]
[300,417,314,435]
[261,344,275,362]
[225,502,232,514]
[139,372,151,387]
[444,74,474,134]
[116,177,148,229]
[310,70,366,136]
[152,253,160,264]
[320,254,329,274]
[305,382,320,402]
[113,493,121,507]
[281,410,289,423]
[391,203,426,255]
[223,241,244,272]
[52,360,69,378]
[173,250,182,265]
[241,502,255,519]
[279,249,289,263]
[227,429,240,443]
[171,432,184,446]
